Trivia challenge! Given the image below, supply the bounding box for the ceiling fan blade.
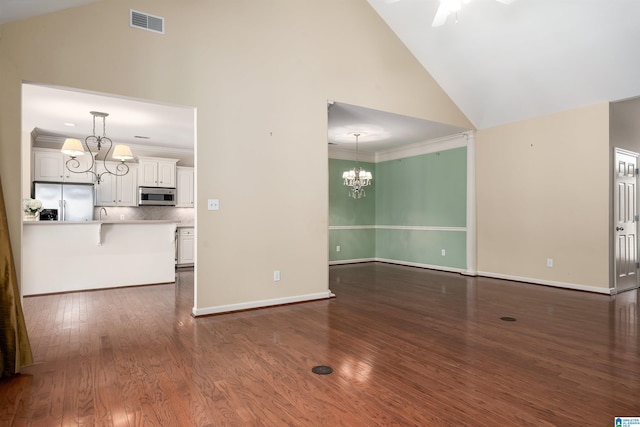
[432,4,450,27]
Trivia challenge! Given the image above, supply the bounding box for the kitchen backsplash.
[92,206,194,225]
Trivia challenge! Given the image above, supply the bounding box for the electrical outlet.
[336,245,341,252]
[207,199,219,211]
[547,258,553,267]
[273,270,280,281]
[120,214,125,220]
[441,249,446,256]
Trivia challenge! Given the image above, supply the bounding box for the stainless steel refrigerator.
[33,182,94,221]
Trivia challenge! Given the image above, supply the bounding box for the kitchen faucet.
[99,207,107,221]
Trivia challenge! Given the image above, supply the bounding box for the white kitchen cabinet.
[94,162,138,206]
[176,166,194,207]
[138,157,178,188]
[33,149,64,182]
[177,227,195,266]
[33,148,94,183]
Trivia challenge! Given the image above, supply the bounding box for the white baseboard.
[328,259,611,294]
[329,258,376,265]
[192,291,334,317]
[375,258,465,274]
[477,271,612,294]
[330,257,465,274]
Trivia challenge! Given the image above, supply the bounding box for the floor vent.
[311,365,333,375]
[130,9,164,34]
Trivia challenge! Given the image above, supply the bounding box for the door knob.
[616,226,624,231]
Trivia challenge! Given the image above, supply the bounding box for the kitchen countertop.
[23,220,180,225]
[22,219,176,295]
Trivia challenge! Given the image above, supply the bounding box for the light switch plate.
[208,199,219,211]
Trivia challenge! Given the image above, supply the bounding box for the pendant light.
[61,111,134,184]
[342,133,372,199]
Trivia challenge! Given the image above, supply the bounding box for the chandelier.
[61,111,134,184]
[342,133,372,199]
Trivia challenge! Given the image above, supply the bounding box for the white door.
[614,148,639,293]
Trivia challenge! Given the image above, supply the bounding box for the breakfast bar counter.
[22,220,178,295]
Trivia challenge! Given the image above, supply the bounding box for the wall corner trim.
[191,291,333,316]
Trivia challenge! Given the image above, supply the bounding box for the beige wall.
[610,98,640,286]
[0,0,471,310]
[476,103,610,289]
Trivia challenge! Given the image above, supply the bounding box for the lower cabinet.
[177,227,195,266]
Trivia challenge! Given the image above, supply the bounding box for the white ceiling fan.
[385,0,514,27]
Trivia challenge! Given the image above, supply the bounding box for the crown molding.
[328,146,376,163]
[31,128,194,156]
[329,131,474,163]
[375,132,471,163]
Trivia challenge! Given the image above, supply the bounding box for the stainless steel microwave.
[139,187,176,206]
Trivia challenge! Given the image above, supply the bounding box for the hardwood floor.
[1,262,639,426]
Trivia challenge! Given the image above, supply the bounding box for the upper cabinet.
[94,162,139,207]
[176,166,194,208]
[138,157,178,188]
[33,148,94,183]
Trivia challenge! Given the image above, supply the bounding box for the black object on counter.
[40,209,58,221]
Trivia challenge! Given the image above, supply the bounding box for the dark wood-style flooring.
[1,263,639,426]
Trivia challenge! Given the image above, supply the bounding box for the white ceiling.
[0,0,101,25]
[9,1,640,153]
[328,102,469,152]
[367,0,640,129]
[22,83,195,156]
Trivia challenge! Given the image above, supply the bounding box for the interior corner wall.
[609,98,640,288]
[0,0,472,311]
[329,147,467,270]
[476,103,610,290]
[329,158,376,262]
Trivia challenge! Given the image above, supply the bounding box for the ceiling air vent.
[130,9,164,34]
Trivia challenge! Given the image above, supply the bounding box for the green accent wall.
[329,159,375,225]
[329,147,467,269]
[375,229,466,268]
[375,148,467,227]
[329,229,376,261]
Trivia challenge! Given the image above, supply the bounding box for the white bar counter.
[22,220,177,296]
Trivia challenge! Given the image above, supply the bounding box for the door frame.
[613,147,640,294]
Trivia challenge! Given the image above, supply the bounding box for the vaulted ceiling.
[5,0,640,152]
[367,0,640,129]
